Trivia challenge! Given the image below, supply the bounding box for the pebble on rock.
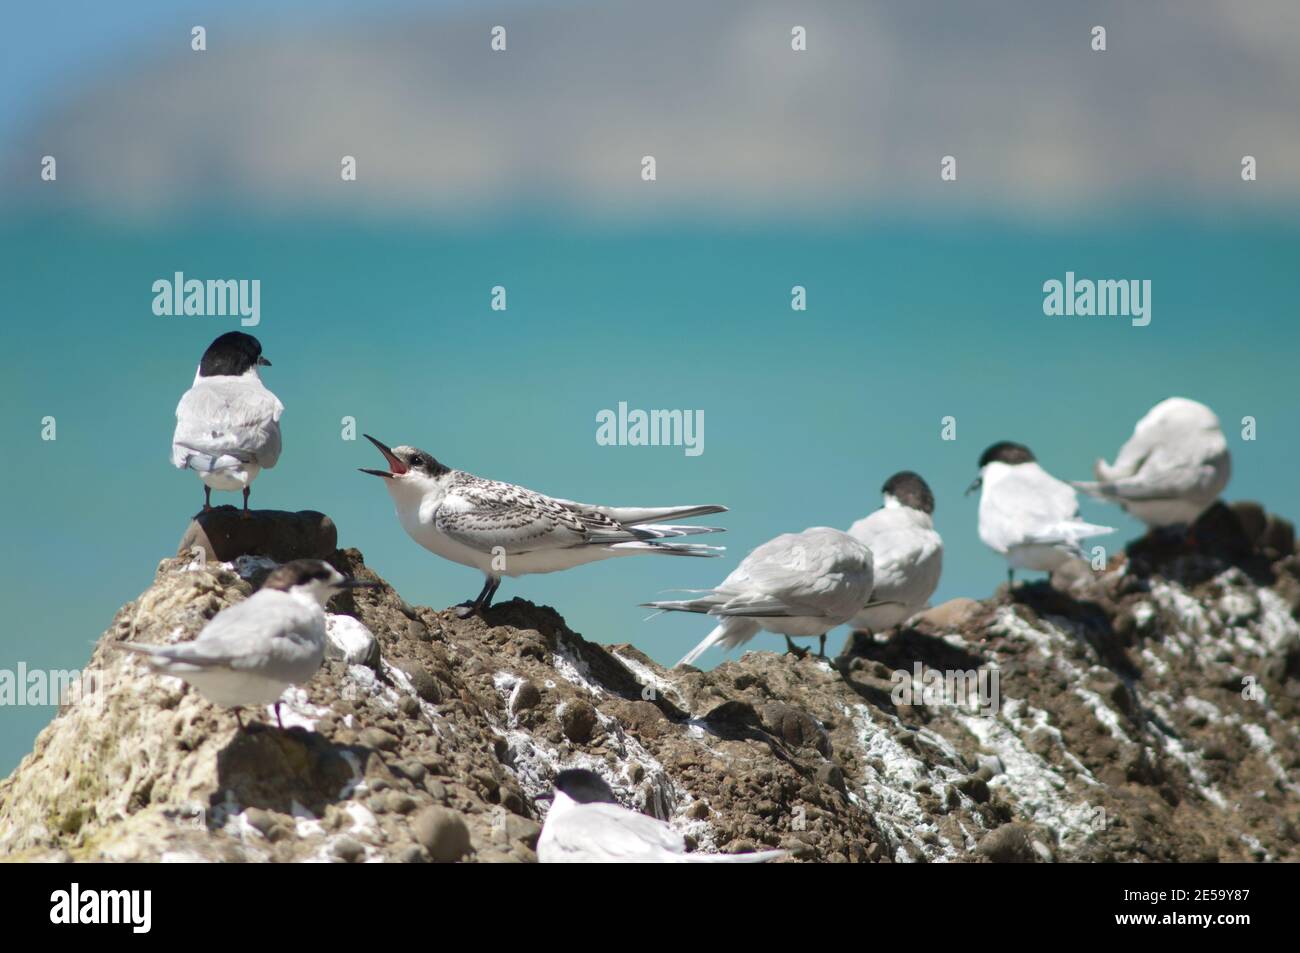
[413,806,472,863]
[558,699,598,743]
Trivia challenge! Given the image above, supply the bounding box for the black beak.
[257,356,271,367]
[965,476,982,497]
[361,434,407,478]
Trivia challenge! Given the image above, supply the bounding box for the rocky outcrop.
[1,504,1297,862]
[178,508,338,563]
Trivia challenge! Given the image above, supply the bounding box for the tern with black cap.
[171,331,283,514]
[537,768,786,863]
[969,441,1114,584]
[847,471,943,633]
[115,559,374,728]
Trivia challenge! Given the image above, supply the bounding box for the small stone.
[559,700,598,743]
[359,727,399,751]
[1026,726,1056,756]
[687,801,710,820]
[399,695,422,717]
[956,775,990,804]
[394,761,427,783]
[814,763,846,794]
[412,806,472,863]
[425,779,448,801]
[387,793,418,815]
[917,597,983,631]
[324,614,378,665]
[242,807,277,836]
[397,844,426,863]
[331,836,365,863]
[976,823,1039,863]
[404,666,443,704]
[758,703,832,758]
[511,679,541,714]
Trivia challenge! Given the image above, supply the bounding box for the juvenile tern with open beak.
[360,435,726,617]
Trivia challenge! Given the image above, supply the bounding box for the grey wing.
[1099,404,1221,483]
[549,804,686,862]
[1078,461,1216,502]
[720,532,870,617]
[985,467,1084,548]
[1097,428,1157,482]
[870,530,942,606]
[154,594,321,676]
[172,381,285,471]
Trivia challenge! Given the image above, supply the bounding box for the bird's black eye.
[409,455,422,468]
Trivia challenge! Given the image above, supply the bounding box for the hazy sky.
[2,1,1297,775]
[5,0,1300,217]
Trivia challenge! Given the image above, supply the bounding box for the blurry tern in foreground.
[969,442,1114,583]
[848,471,943,633]
[537,769,785,863]
[171,332,283,513]
[360,435,725,617]
[1072,397,1231,530]
[117,559,371,727]
[644,526,874,665]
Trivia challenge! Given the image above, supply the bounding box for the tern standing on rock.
[537,769,786,863]
[171,332,283,514]
[360,435,726,617]
[847,471,943,634]
[116,559,371,728]
[969,441,1114,583]
[1072,397,1231,530]
[644,526,874,665]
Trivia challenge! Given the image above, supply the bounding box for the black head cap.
[553,768,618,805]
[198,332,269,378]
[977,441,1036,468]
[262,559,338,591]
[882,471,935,514]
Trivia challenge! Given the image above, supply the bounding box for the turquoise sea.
[2,212,1297,773]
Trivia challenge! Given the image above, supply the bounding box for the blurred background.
[2,0,1298,774]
